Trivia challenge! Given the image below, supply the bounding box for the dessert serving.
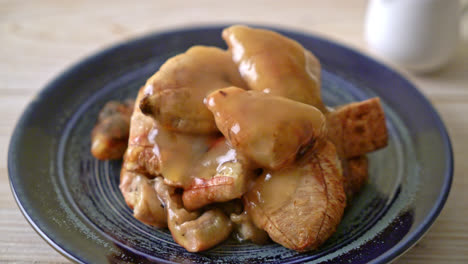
[90,25,388,252]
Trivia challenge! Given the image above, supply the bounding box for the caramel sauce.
[140,46,248,133]
[206,87,326,170]
[193,139,240,180]
[144,46,244,103]
[249,169,302,212]
[129,112,240,189]
[128,86,242,189]
[222,25,327,112]
[146,124,215,187]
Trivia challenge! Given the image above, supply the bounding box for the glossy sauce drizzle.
[195,139,239,178]
[248,167,302,212]
[146,124,216,188]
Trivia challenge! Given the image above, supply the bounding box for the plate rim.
[8,24,454,264]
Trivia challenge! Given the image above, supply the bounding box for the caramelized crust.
[344,155,369,198]
[327,98,388,158]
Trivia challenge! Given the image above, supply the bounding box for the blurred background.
[1,0,467,263]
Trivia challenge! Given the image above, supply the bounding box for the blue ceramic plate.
[8,25,453,264]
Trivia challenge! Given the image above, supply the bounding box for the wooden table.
[1,0,467,263]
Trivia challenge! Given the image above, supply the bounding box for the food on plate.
[343,155,369,199]
[154,176,233,252]
[205,86,326,170]
[326,97,388,158]
[181,138,252,211]
[123,88,217,186]
[222,25,326,112]
[120,168,167,227]
[90,25,388,253]
[244,141,345,251]
[139,46,247,134]
[91,100,134,160]
[230,210,270,244]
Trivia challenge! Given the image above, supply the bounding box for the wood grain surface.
[1,0,467,263]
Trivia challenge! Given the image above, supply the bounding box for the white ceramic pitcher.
[365,0,468,73]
